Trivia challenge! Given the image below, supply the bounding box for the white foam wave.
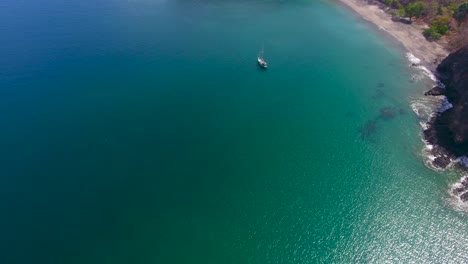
[419,121,429,129]
[447,196,468,213]
[410,73,424,82]
[421,152,449,171]
[448,176,468,212]
[410,100,436,121]
[405,53,439,83]
[405,53,466,212]
[406,52,421,64]
[451,176,467,191]
[416,65,437,82]
[410,95,453,171]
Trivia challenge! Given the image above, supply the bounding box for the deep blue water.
[0,0,467,263]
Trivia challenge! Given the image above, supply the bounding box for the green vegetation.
[423,26,443,39]
[398,7,407,17]
[385,0,403,9]
[379,0,468,47]
[454,2,468,21]
[422,16,451,40]
[431,16,451,34]
[406,1,427,20]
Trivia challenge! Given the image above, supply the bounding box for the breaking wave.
[406,52,468,209]
[448,176,468,213]
[405,52,438,82]
[410,98,436,121]
[406,52,420,64]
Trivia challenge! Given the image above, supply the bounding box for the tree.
[432,17,451,34]
[398,7,407,17]
[391,0,403,10]
[405,1,427,20]
[454,3,468,22]
[385,0,403,10]
[423,16,451,41]
[423,27,442,40]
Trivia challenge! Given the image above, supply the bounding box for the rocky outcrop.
[424,86,445,96]
[423,44,468,168]
[451,176,468,202]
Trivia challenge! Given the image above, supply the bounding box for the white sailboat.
[257,46,268,68]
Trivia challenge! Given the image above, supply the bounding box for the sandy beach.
[339,0,449,71]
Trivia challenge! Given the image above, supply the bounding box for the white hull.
[257,57,268,68]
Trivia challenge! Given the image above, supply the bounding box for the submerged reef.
[359,120,378,139]
[359,106,403,139]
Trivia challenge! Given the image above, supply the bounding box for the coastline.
[337,0,468,208]
[337,0,448,72]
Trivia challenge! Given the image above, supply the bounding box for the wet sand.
[339,0,448,71]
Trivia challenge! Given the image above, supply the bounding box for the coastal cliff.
[424,44,468,168]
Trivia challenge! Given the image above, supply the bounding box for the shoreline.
[337,0,449,72]
[338,0,468,208]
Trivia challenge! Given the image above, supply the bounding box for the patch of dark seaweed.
[359,106,403,141]
[378,106,398,120]
[371,89,385,100]
[359,119,378,139]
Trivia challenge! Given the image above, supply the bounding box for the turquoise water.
[1,0,467,263]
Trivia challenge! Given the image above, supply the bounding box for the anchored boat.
[257,47,268,69]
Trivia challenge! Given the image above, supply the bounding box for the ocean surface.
[1,0,467,263]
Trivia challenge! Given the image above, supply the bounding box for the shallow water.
[0,0,467,263]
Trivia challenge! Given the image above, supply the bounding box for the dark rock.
[427,144,457,168]
[454,187,466,193]
[424,86,446,96]
[424,44,468,158]
[423,123,439,146]
[462,178,468,187]
[460,192,468,202]
[455,162,468,171]
[379,107,397,120]
[432,156,452,169]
